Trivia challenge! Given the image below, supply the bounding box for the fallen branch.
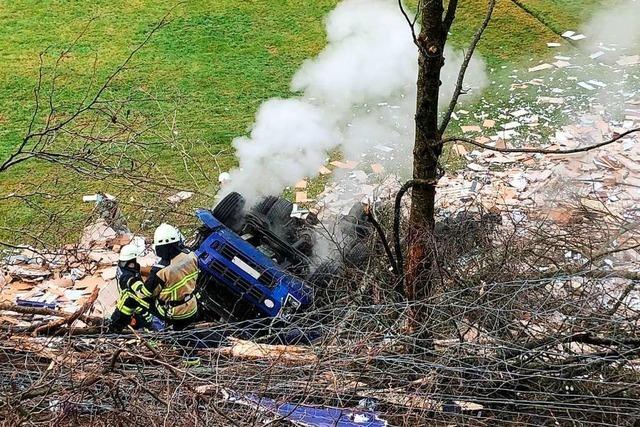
[215,337,318,366]
[501,331,640,359]
[0,302,103,326]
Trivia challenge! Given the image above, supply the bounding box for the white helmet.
[119,243,143,262]
[153,223,183,247]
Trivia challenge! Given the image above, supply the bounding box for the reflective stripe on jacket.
[116,280,150,316]
[154,251,199,320]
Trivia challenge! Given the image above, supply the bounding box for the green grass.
[516,0,615,35]
[0,0,620,244]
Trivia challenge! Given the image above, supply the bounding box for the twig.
[439,0,496,134]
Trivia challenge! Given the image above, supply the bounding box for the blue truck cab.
[195,209,312,320]
[191,192,366,324]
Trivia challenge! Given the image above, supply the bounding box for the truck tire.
[213,192,245,231]
[253,195,278,215]
[267,198,294,224]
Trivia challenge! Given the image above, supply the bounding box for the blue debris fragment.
[16,298,57,309]
[223,389,388,427]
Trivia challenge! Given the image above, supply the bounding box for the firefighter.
[136,223,200,330]
[109,242,162,332]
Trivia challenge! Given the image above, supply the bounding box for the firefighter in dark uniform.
[135,223,200,330]
[108,242,161,332]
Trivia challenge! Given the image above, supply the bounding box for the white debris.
[167,191,194,204]
[547,42,562,48]
[538,96,565,105]
[617,55,640,66]
[590,51,605,60]
[501,122,521,130]
[528,63,554,72]
[509,174,528,191]
[561,31,576,38]
[373,145,393,153]
[218,172,231,183]
[83,193,115,203]
[569,34,586,41]
[466,163,486,172]
[577,82,596,91]
[553,60,571,69]
[587,80,607,88]
[510,109,530,118]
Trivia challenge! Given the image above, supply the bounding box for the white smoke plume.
[582,0,640,52]
[221,0,488,203]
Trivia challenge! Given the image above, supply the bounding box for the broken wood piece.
[359,389,483,413]
[528,63,553,72]
[318,165,332,175]
[6,265,51,281]
[482,119,495,128]
[451,144,468,156]
[461,125,482,133]
[330,160,358,169]
[217,337,318,365]
[294,180,308,189]
[295,192,313,203]
[0,302,103,326]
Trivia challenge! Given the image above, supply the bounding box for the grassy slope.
[0,0,617,243]
[0,0,337,240]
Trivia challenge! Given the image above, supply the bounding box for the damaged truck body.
[191,192,369,325]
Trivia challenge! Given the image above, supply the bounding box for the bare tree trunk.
[406,1,446,325]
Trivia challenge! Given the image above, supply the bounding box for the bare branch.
[398,0,429,57]
[441,127,640,154]
[442,0,459,35]
[439,0,496,135]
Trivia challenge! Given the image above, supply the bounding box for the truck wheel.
[267,198,294,225]
[253,195,278,215]
[213,192,245,232]
[342,203,373,240]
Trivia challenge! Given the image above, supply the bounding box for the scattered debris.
[167,191,194,204]
[528,63,554,72]
[222,389,388,427]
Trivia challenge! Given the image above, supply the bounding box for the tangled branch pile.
[1,203,639,426]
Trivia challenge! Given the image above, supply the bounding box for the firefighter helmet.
[153,223,183,247]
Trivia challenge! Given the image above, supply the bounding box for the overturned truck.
[189,192,370,325]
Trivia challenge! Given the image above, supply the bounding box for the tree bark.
[406,2,446,316]
[406,0,447,300]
